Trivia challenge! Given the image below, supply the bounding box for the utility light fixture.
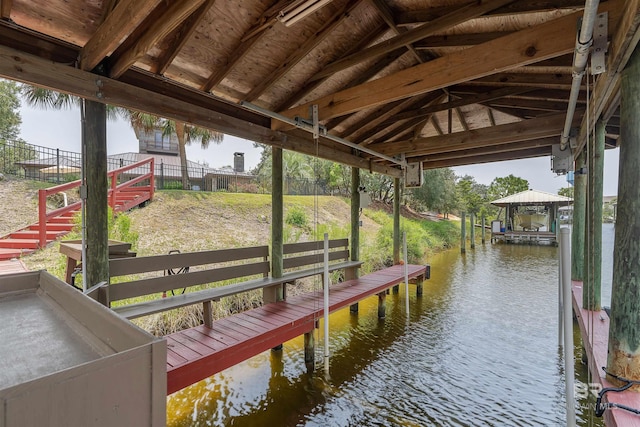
[277,0,333,27]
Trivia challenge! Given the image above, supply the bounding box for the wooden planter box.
[0,271,166,427]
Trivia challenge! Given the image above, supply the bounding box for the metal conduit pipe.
[560,0,601,151]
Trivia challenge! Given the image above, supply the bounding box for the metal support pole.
[558,229,564,347]
[560,228,576,427]
[323,233,330,375]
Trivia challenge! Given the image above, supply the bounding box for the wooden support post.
[350,167,360,314]
[583,121,605,311]
[470,213,475,249]
[572,149,587,281]
[416,275,424,297]
[481,215,486,244]
[607,45,640,382]
[460,211,466,254]
[304,331,315,370]
[202,301,213,328]
[84,99,109,288]
[392,177,400,293]
[267,147,284,305]
[378,291,386,319]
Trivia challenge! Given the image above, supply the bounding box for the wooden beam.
[413,31,512,49]
[467,72,574,89]
[0,0,12,20]
[409,136,557,163]
[370,0,424,63]
[381,87,533,125]
[276,2,621,129]
[575,0,640,155]
[79,0,162,71]
[421,147,552,169]
[244,0,362,102]
[431,116,443,135]
[108,0,206,78]
[308,0,517,82]
[0,43,401,178]
[152,0,214,75]
[455,107,469,131]
[369,113,567,157]
[484,98,570,112]
[396,0,588,26]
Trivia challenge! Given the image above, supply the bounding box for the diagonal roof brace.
[240,101,407,168]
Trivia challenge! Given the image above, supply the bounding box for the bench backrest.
[282,238,350,271]
[107,245,270,304]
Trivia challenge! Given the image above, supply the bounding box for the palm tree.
[20,86,223,189]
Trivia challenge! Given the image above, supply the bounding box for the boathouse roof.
[491,189,573,207]
[1,1,636,176]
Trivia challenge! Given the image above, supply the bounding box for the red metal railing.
[37,158,154,248]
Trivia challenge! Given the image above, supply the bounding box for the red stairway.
[0,158,154,260]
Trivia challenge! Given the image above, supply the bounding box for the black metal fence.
[0,140,334,196]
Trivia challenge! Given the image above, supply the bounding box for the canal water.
[168,226,616,426]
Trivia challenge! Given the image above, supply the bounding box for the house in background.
[134,127,180,156]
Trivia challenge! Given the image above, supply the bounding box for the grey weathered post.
[460,211,466,254]
[481,215,486,244]
[84,99,108,289]
[571,149,586,281]
[304,331,314,370]
[607,45,640,383]
[470,213,475,249]
[560,228,576,426]
[350,167,360,313]
[583,121,604,310]
[268,147,284,304]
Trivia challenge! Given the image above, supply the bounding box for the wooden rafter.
[396,0,588,26]
[276,2,621,129]
[413,32,512,49]
[244,0,362,102]
[152,0,214,75]
[308,0,517,82]
[379,86,533,125]
[484,98,570,112]
[468,73,574,90]
[79,0,162,71]
[108,0,206,78]
[370,0,424,63]
[431,116,444,136]
[369,113,568,157]
[339,99,412,140]
[455,107,469,131]
[487,108,496,126]
[274,22,388,111]
[422,147,552,169]
[0,0,12,20]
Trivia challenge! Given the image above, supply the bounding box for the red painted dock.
[166,264,426,394]
[572,281,640,427]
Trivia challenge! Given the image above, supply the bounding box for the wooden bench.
[91,239,361,324]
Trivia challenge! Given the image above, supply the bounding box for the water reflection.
[168,238,609,426]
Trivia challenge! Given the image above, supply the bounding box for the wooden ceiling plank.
[244,0,363,102]
[108,0,206,78]
[369,113,567,157]
[79,0,163,71]
[274,22,388,111]
[576,0,640,154]
[308,0,517,82]
[370,0,424,63]
[421,147,552,169]
[276,2,621,129]
[1,0,12,20]
[381,86,533,125]
[153,0,214,75]
[396,0,587,26]
[0,43,400,178]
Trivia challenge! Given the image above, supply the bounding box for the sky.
[18,102,620,196]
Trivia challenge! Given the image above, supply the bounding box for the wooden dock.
[491,231,557,245]
[0,259,28,275]
[572,282,640,427]
[166,264,426,394]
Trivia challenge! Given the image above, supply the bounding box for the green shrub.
[285,206,308,228]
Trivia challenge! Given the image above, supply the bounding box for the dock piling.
[304,331,315,370]
[460,211,466,254]
[470,213,475,249]
[560,228,576,426]
[378,292,386,319]
[481,215,486,244]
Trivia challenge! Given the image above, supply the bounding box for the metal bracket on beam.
[591,12,608,75]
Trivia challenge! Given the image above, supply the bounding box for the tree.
[488,174,529,200]
[409,168,458,217]
[558,186,573,198]
[20,86,223,189]
[456,175,487,215]
[0,80,36,174]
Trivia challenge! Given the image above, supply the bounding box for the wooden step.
[0,248,24,260]
[47,217,75,224]
[29,223,74,232]
[0,239,43,249]
[10,230,66,240]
